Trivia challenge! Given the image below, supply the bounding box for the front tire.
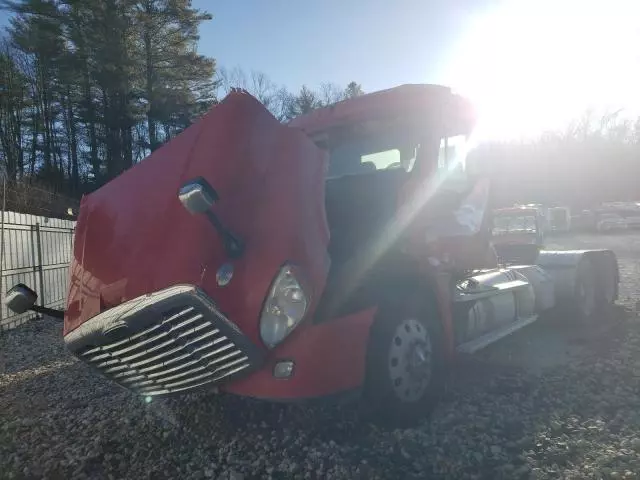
[364,298,444,428]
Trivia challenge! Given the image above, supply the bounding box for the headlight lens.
[259,265,308,348]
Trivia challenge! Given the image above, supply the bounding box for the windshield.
[493,214,537,234]
[326,133,417,178]
[326,130,470,180]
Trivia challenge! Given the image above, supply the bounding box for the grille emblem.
[216,263,234,287]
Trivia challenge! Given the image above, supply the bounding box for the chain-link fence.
[0,180,78,331]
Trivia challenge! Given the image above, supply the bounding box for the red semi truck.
[6,85,619,425]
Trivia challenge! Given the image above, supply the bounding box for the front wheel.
[364,300,444,427]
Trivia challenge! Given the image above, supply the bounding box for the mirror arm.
[31,305,65,319]
[178,177,245,259]
[204,211,245,258]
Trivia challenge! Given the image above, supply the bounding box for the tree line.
[472,111,640,209]
[216,66,364,122]
[1,0,216,196]
[1,0,639,217]
[0,0,363,203]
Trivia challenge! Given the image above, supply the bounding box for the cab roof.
[288,84,475,138]
[494,206,541,215]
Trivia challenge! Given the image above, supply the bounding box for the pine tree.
[344,81,364,98]
[1,0,216,189]
[134,0,215,151]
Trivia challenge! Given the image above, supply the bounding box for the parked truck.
[492,205,546,265]
[547,206,572,232]
[5,84,619,426]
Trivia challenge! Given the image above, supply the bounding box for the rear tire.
[573,259,597,322]
[364,296,445,428]
[594,254,618,310]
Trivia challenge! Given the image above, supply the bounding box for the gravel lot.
[2,233,640,479]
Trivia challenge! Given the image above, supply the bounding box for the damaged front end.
[64,285,265,396]
[8,90,330,398]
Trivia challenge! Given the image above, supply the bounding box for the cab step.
[455,314,538,354]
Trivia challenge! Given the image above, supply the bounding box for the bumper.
[64,285,264,396]
[222,308,376,401]
[65,285,375,402]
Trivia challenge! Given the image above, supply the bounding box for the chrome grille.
[67,285,262,396]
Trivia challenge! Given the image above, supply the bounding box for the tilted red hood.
[64,91,330,346]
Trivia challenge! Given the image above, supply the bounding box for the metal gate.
[0,211,75,331]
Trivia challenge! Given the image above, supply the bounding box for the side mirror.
[6,283,38,314]
[178,177,219,215]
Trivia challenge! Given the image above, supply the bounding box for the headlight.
[259,265,309,348]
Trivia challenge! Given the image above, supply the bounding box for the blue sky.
[2,0,639,139]
[197,0,640,139]
[197,0,488,93]
[0,0,486,92]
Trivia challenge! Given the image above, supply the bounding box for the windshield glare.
[493,214,537,234]
[326,130,471,180]
[326,132,418,178]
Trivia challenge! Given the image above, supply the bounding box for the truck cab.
[5,85,619,426]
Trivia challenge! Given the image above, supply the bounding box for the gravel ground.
[2,233,640,479]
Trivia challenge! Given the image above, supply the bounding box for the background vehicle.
[596,213,628,233]
[624,216,640,229]
[492,205,545,264]
[5,84,620,426]
[547,206,572,232]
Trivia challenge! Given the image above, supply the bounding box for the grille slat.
[102,364,129,375]
[156,356,250,390]
[108,313,205,358]
[114,342,241,385]
[127,346,189,372]
[81,306,198,357]
[101,319,214,367]
[139,363,207,385]
[73,292,260,396]
[107,335,230,379]
[141,362,251,395]
[195,342,235,361]
[133,341,235,376]
[116,327,224,366]
[147,349,243,384]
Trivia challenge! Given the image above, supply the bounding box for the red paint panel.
[223,308,375,400]
[64,92,330,345]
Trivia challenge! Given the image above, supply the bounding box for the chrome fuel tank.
[454,269,536,343]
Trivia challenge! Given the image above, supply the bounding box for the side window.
[438,135,468,174]
[361,149,401,171]
[361,147,417,172]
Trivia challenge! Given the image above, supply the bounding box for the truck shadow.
[456,304,629,379]
[160,305,632,443]
[2,306,636,479]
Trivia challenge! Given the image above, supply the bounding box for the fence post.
[35,222,45,307]
[0,178,5,327]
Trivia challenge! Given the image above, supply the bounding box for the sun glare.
[446,1,640,141]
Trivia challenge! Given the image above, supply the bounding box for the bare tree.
[472,109,640,209]
[217,66,249,94]
[216,67,294,121]
[319,82,344,106]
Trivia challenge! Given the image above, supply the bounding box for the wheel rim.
[387,318,432,403]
